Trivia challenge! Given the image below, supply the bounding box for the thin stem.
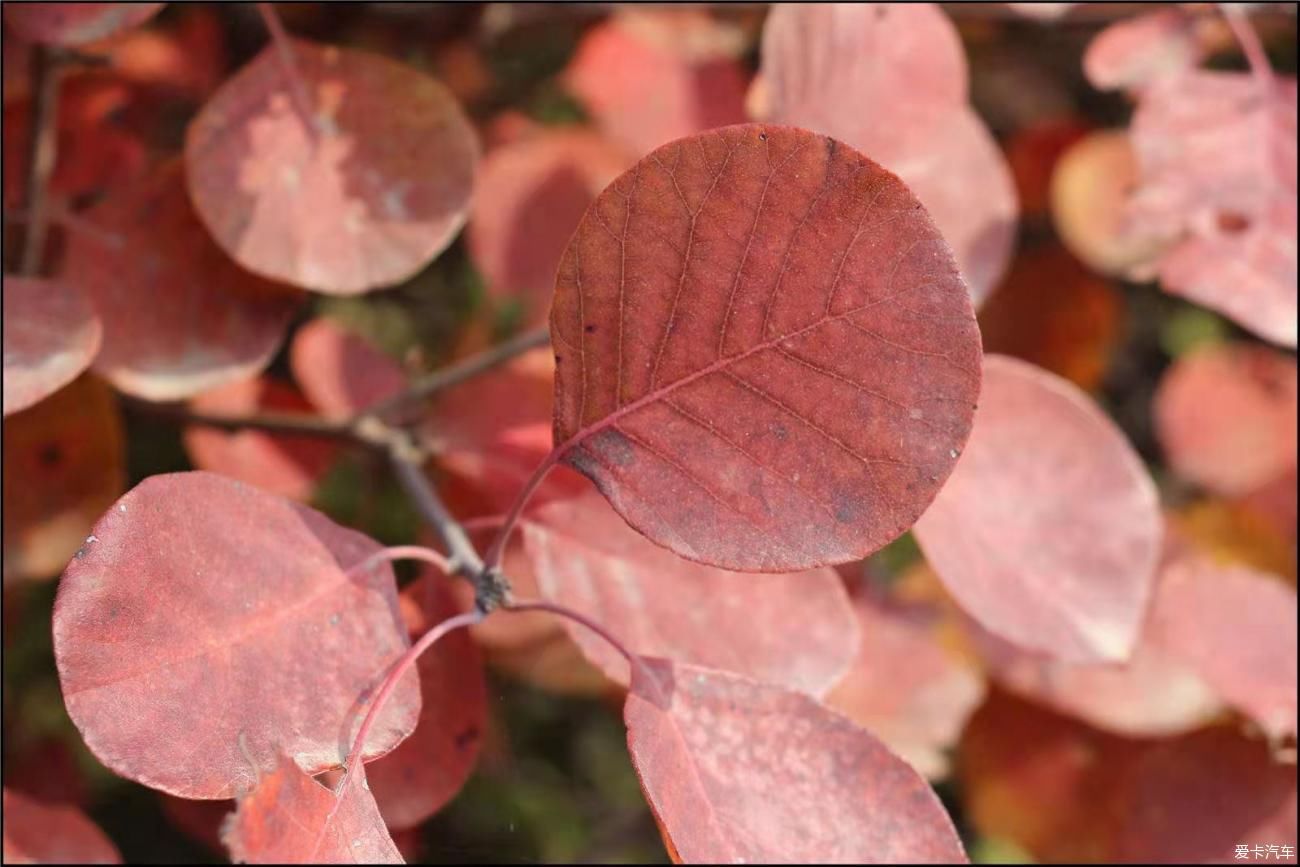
[256,2,319,138]
[387,447,485,581]
[342,610,482,782]
[461,515,508,533]
[20,45,62,276]
[481,446,561,570]
[364,325,551,421]
[349,545,453,579]
[124,398,357,441]
[1220,3,1273,89]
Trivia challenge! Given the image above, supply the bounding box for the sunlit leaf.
[2,277,102,416]
[53,471,421,799]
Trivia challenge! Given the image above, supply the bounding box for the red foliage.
[3,2,164,47]
[2,276,102,416]
[2,788,121,864]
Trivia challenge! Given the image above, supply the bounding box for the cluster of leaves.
[2,3,1296,864]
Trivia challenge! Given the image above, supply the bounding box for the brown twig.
[125,398,357,441]
[20,45,62,276]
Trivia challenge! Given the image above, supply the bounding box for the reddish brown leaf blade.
[222,755,402,864]
[3,375,125,582]
[625,658,967,863]
[524,491,859,695]
[915,355,1161,662]
[1,788,121,864]
[53,471,421,799]
[551,123,981,572]
[825,592,985,779]
[757,3,1017,305]
[467,128,632,324]
[289,319,407,420]
[183,377,339,501]
[61,161,301,401]
[2,277,102,417]
[365,574,486,830]
[1149,556,1298,740]
[1154,342,1297,497]
[3,3,163,47]
[185,38,478,295]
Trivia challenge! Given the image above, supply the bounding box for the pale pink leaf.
[289,318,407,420]
[2,276,102,416]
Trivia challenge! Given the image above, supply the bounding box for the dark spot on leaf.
[769,421,789,441]
[589,426,636,468]
[38,442,64,469]
[758,132,767,141]
[454,725,480,750]
[584,323,597,333]
[1216,211,1251,234]
[833,494,860,524]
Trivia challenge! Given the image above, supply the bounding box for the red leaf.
[524,491,860,695]
[183,377,340,501]
[757,3,1017,305]
[624,658,967,863]
[2,277,102,416]
[467,128,631,323]
[550,123,981,572]
[825,592,985,779]
[1154,342,1297,497]
[3,3,163,47]
[1083,9,1204,91]
[53,471,421,799]
[914,355,1161,662]
[1126,71,1298,347]
[564,9,748,157]
[1148,555,1298,741]
[185,38,478,295]
[289,318,408,420]
[2,788,120,864]
[222,755,401,864]
[61,161,301,401]
[364,574,486,830]
[3,375,124,582]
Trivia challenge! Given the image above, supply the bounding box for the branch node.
[473,568,512,615]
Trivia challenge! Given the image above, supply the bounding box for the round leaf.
[2,276,102,416]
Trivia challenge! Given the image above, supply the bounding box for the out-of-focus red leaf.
[757,3,1017,305]
[551,123,981,572]
[1148,555,1297,741]
[53,471,421,799]
[564,8,748,157]
[364,574,486,830]
[1083,9,1204,91]
[184,38,478,295]
[183,377,339,501]
[2,375,124,582]
[2,277,102,416]
[977,245,1122,391]
[222,755,402,864]
[825,591,985,779]
[61,161,301,401]
[1004,117,1090,218]
[1154,342,1297,497]
[625,658,967,863]
[83,4,226,99]
[1006,3,1076,21]
[3,3,164,47]
[289,318,408,420]
[1050,129,1166,276]
[1,788,121,864]
[467,128,631,323]
[158,794,232,856]
[915,354,1161,662]
[1168,498,1297,582]
[524,491,860,695]
[1126,71,1298,347]
[1238,467,1299,548]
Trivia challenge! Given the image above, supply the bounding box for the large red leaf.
[914,355,1161,662]
[523,491,859,696]
[624,658,967,863]
[183,376,339,501]
[3,3,163,47]
[1126,71,1298,347]
[563,8,749,158]
[824,592,985,780]
[2,375,124,582]
[185,38,478,295]
[289,318,407,420]
[364,574,486,830]
[222,755,401,864]
[757,3,1017,305]
[53,471,421,799]
[467,128,631,324]
[1,788,121,864]
[61,161,301,401]
[1147,555,1297,741]
[549,123,981,572]
[2,277,102,416]
[1154,342,1297,497]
